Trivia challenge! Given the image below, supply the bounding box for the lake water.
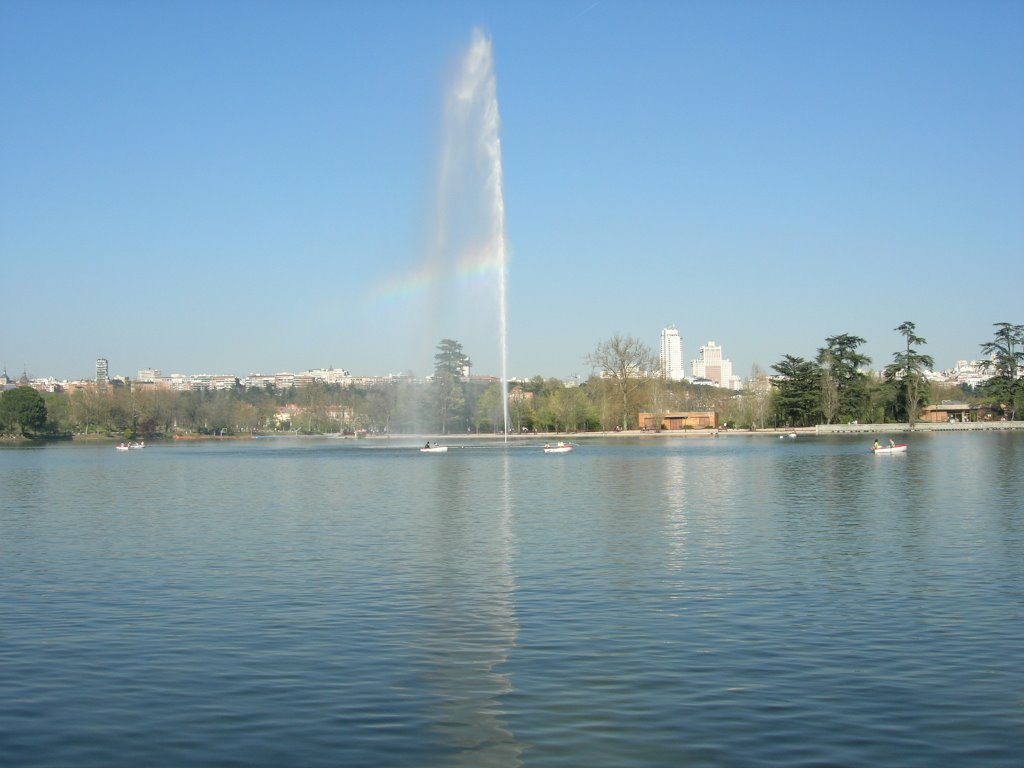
[2,433,1022,767]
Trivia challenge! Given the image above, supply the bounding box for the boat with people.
[116,441,145,451]
[543,441,574,454]
[872,442,907,454]
[420,443,448,453]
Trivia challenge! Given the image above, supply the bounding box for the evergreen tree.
[816,334,871,423]
[0,386,48,436]
[884,321,934,428]
[979,322,1024,419]
[771,355,822,427]
[431,339,470,433]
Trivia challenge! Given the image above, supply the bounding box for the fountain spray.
[452,29,510,439]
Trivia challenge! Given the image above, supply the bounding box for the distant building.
[241,372,297,390]
[467,374,500,384]
[638,411,719,430]
[746,374,773,394]
[691,341,721,384]
[302,367,351,385]
[690,342,729,387]
[29,377,65,393]
[241,373,278,389]
[156,372,238,391]
[96,358,109,391]
[919,402,978,423]
[660,326,685,381]
[509,387,534,403]
[941,359,992,389]
[688,341,744,390]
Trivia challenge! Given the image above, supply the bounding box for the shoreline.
[19,420,1020,445]
[359,421,1024,441]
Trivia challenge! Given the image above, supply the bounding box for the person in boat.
[873,439,880,451]
[424,441,431,449]
[889,438,896,448]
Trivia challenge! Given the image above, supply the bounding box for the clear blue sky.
[2,0,1022,381]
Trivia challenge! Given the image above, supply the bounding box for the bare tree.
[748,364,773,429]
[587,334,656,431]
[819,361,840,425]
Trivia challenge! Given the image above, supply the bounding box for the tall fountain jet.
[441,29,510,439]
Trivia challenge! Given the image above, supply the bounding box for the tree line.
[768,322,1022,427]
[2,323,1020,440]
[585,321,1021,430]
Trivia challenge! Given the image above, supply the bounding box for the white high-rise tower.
[96,358,109,390]
[660,326,685,381]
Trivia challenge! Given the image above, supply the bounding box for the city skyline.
[2,2,1021,381]
[4,324,1001,389]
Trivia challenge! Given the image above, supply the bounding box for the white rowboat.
[543,442,574,454]
[872,444,908,454]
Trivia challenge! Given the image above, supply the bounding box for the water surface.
[2,434,1021,766]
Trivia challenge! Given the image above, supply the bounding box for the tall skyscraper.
[691,341,732,387]
[96,358,109,390]
[660,326,685,381]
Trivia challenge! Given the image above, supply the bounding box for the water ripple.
[1,436,1021,766]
